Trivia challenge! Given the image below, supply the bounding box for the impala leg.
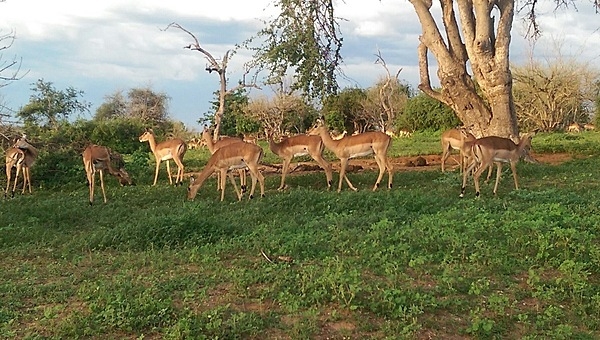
[387,160,394,189]
[165,160,173,185]
[219,168,227,201]
[228,171,243,201]
[12,163,21,197]
[510,161,519,190]
[98,169,108,203]
[460,158,478,198]
[311,153,332,189]
[246,163,264,198]
[173,157,185,185]
[239,169,247,193]
[372,154,386,191]
[492,162,503,195]
[278,158,292,190]
[339,158,357,192]
[153,158,161,186]
[89,171,95,205]
[5,165,12,198]
[441,145,450,172]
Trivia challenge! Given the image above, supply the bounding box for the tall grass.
[1,131,600,338]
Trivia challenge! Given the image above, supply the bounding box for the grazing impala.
[266,130,333,190]
[5,136,38,197]
[440,127,476,173]
[460,133,536,198]
[187,142,265,201]
[139,128,187,186]
[201,127,247,191]
[82,145,132,205]
[309,120,393,192]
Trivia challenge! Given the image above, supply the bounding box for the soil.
[263,152,573,175]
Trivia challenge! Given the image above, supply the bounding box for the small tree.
[126,87,170,125]
[322,88,366,133]
[17,79,90,130]
[399,93,460,132]
[94,91,128,121]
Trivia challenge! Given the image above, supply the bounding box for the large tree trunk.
[409,0,518,138]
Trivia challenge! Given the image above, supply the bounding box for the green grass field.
[1,131,600,339]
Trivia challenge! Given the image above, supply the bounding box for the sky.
[1,0,599,132]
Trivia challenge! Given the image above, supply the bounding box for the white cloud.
[1,0,599,129]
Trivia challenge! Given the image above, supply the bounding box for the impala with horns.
[82,145,133,205]
[187,142,265,202]
[201,127,247,191]
[139,128,187,186]
[460,133,537,198]
[440,127,476,173]
[266,129,333,190]
[309,120,393,192]
[5,135,38,197]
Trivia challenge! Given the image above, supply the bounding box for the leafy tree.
[399,92,460,132]
[201,88,258,136]
[258,0,599,137]
[94,91,127,121]
[247,0,342,101]
[17,79,90,130]
[322,88,366,133]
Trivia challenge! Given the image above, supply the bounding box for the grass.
[1,131,600,338]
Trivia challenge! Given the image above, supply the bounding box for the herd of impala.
[3,121,537,204]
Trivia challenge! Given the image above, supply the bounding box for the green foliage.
[2,133,600,338]
[203,88,258,136]
[246,0,342,101]
[398,93,461,131]
[17,79,91,130]
[322,87,367,132]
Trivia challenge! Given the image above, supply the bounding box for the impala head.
[138,128,154,142]
[518,132,538,164]
[187,176,202,200]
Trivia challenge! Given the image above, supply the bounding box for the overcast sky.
[1,0,599,131]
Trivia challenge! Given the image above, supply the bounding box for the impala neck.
[317,127,338,150]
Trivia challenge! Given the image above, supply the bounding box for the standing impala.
[201,127,247,191]
[309,120,393,192]
[187,142,265,201]
[440,127,476,173]
[5,136,38,197]
[82,145,132,205]
[139,128,187,186]
[266,130,333,190]
[460,133,536,198]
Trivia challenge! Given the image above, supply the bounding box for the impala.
[266,130,333,190]
[309,120,393,192]
[460,133,536,198]
[201,127,247,191]
[5,136,38,197]
[440,127,476,173]
[82,144,132,205]
[187,142,265,201]
[139,128,187,186]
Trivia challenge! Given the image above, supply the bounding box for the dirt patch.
[263,152,573,176]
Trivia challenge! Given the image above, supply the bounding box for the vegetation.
[2,131,600,338]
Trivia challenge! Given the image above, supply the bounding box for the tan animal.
[5,136,38,197]
[187,142,265,201]
[330,130,347,140]
[460,133,536,198]
[567,123,582,133]
[139,128,187,186]
[266,130,333,190]
[584,123,595,131]
[440,127,476,173]
[309,120,393,192]
[201,128,247,191]
[82,145,132,205]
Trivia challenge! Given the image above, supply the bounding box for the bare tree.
[244,93,308,136]
[513,54,599,132]
[164,23,259,140]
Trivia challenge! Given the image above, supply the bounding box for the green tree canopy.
[17,79,90,130]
